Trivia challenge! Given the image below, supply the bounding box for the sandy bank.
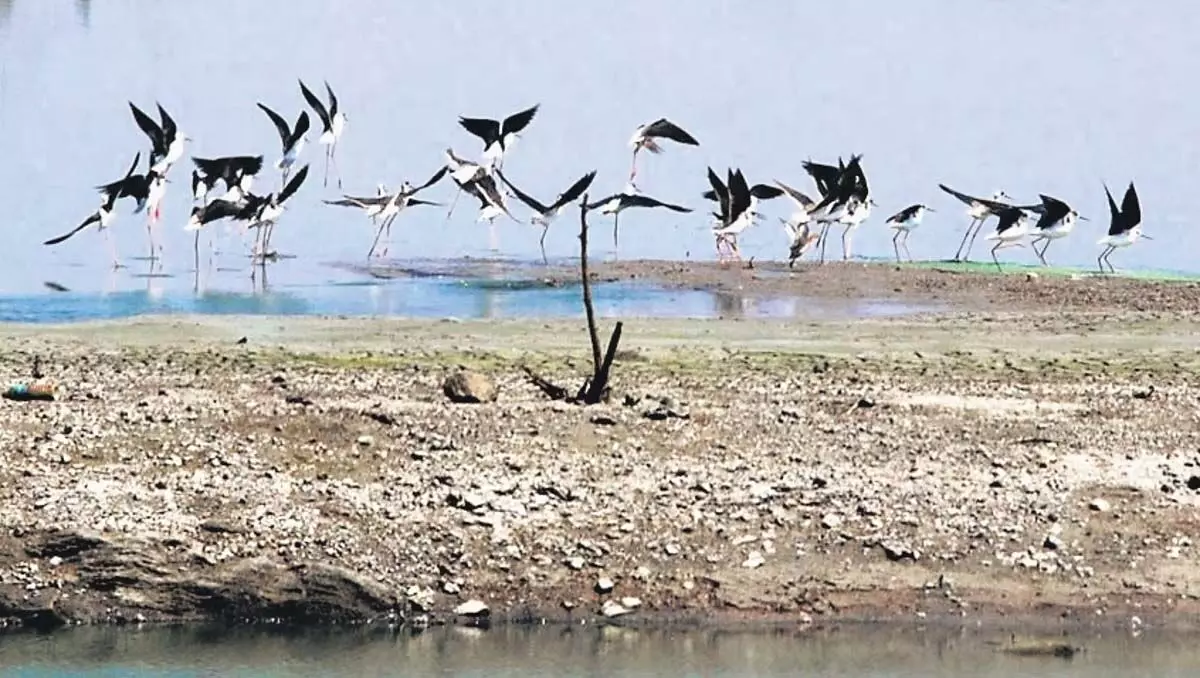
[1,309,1199,632]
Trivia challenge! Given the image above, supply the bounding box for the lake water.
[0,626,1196,677]
[1,255,939,323]
[0,0,1197,321]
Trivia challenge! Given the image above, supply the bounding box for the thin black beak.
[1078,215,1089,222]
[1142,233,1154,240]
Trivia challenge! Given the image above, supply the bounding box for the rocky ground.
[1,303,1199,633]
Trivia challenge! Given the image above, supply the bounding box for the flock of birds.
[43,85,1151,276]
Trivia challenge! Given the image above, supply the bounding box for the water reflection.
[3,625,1200,677]
[0,257,946,324]
[75,0,89,29]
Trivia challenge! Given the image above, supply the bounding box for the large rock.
[443,370,497,404]
[2,530,400,627]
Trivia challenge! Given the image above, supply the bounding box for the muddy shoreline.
[354,257,1200,316]
[1,299,1199,634]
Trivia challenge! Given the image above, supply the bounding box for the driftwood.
[521,192,623,405]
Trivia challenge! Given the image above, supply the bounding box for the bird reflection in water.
[712,289,750,319]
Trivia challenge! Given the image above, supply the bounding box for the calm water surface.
[0,0,1197,311]
[0,626,1196,678]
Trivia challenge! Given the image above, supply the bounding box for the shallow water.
[4,257,938,323]
[0,626,1196,677]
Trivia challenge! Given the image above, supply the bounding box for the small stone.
[356,435,374,447]
[48,556,62,567]
[601,599,631,618]
[454,599,489,617]
[620,596,642,609]
[742,551,765,569]
[821,513,843,529]
[1044,535,1064,550]
[632,566,651,580]
[1089,498,1111,512]
[442,581,461,595]
[442,370,498,404]
[664,543,681,556]
[565,556,586,571]
[595,576,615,594]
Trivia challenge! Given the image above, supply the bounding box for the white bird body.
[1040,211,1078,241]
[322,112,346,145]
[256,203,284,226]
[1097,224,1142,248]
[478,204,506,223]
[146,175,168,214]
[155,135,187,174]
[278,138,306,172]
[888,205,927,232]
[985,214,1030,245]
[97,205,116,230]
[841,198,873,229]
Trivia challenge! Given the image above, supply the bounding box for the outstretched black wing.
[1121,182,1141,229]
[500,104,540,136]
[257,103,292,148]
[44,212,101,246]
[279,165,310,204]
[299,79,331,130]
[458,115,501,144]
[642,118,699,145]
[129,102,165,154]
[548,171,597,212]
[495,170,549,214]
[625,194,692,213]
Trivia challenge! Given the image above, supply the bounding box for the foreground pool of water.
[4,258,940,323]
[0,625,1194,678]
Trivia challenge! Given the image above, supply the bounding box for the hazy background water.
[0,0,1196,302]
[2,626,1199,678]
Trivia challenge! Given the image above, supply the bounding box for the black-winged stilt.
[983,205,1032,272]
[806,156,869,262]
[129,102,189,174]
[43,152,143,268]
[773,179,818,229]
[782,218,820,267]
[450,170,520,252]
[885,203,935,263]
[299,80,346,189]
[458,104,539,170]
[495,169,597,263]
[242,165,311,261]
[705,168,779,262]
[627,118,699,187]
[937,184,1015,262]
[1098,182,1146,274]
[185,197,253,272]
[441,148,490,221]
[836,196,876,261]
[192,155,264,204]
[258,103,310,184]
[327,166,448,259]
[1028,194,1086,266]
[586,185,692,252]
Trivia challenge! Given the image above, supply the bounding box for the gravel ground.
[1,299,1199,632]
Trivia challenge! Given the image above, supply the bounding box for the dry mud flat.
[1,309,1200,633]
